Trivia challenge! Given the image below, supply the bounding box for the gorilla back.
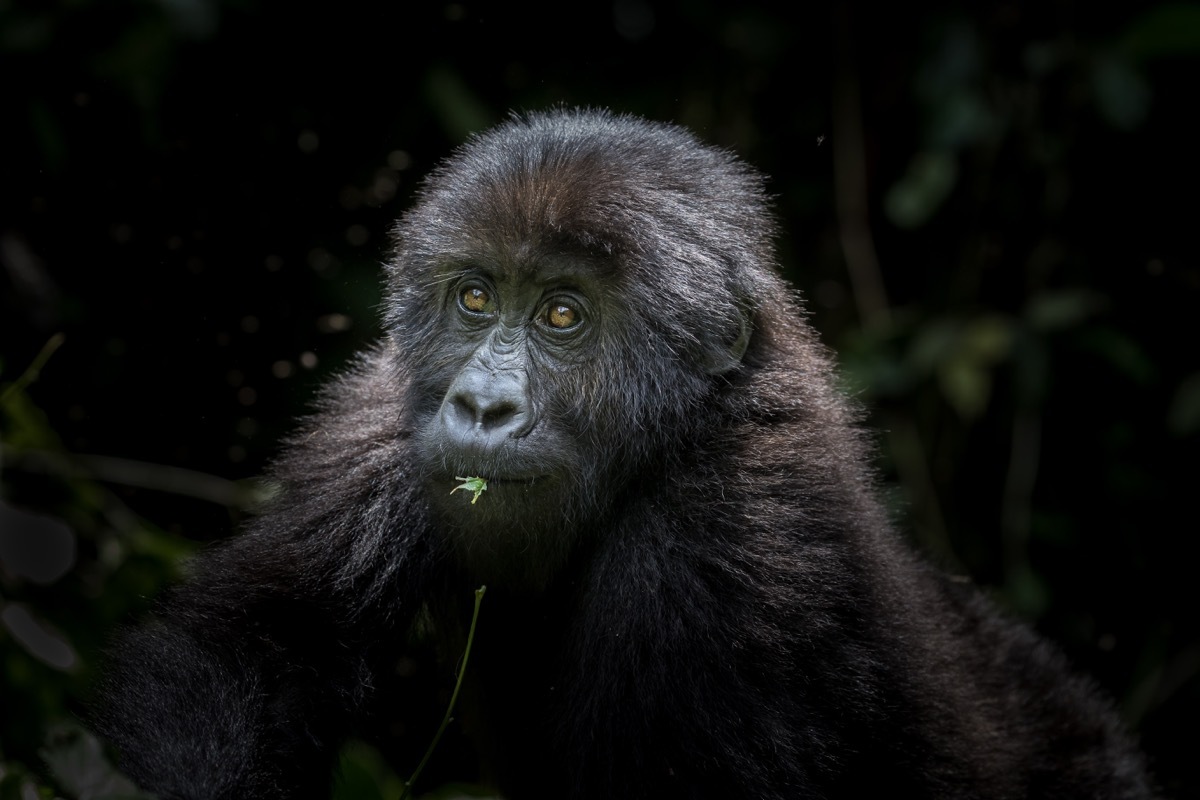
[93,110,1154,799]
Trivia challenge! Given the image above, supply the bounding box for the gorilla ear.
[702,304,753,376]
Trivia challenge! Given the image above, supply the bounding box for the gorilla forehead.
[396,110,777,291]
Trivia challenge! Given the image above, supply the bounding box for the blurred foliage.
[1,0,1198,797]
[1,341,193,797]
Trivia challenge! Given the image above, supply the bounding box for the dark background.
[2,1,1198,797]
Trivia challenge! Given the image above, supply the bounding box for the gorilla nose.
[448,392,522,432]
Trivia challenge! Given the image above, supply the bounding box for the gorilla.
[92,109,1154,799]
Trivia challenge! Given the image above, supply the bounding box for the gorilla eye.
[459,286,493,314]
[545,303,580,330]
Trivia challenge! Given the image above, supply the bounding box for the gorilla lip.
[452,475,543,485]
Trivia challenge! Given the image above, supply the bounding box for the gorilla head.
[390,112,776,588]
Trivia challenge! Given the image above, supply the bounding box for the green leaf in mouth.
[451,476,488,504]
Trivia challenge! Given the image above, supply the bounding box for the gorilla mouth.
[440,474,547,489]
[463,476,545,487]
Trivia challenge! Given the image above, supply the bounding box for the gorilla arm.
[91,347,431,799]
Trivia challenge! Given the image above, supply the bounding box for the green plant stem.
[0,333,64,406]
[400,585,487,800]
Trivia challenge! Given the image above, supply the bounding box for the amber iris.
[547,304,577,329]
[462,287,490,313]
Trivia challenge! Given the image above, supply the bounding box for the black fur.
[92,109,1154,799]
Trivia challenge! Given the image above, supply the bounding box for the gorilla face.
[409,252,613,588]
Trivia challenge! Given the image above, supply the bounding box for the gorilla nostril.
[481,401,518,429]
[449,393,477,422]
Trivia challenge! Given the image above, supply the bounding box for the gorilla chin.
[426,473,584,592]
[416,411,588,587]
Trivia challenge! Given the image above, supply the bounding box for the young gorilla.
[93,110,1154,799]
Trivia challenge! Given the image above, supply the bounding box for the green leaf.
[1092,55,1151,131]
[1121,4,1200,60]
[450,476,488,505]
[41,722,157,799]
[1025,290,1105,332]
[1168,373,1200,436]
[884,151,959,229]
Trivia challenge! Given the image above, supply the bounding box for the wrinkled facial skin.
[410,255,614,588]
